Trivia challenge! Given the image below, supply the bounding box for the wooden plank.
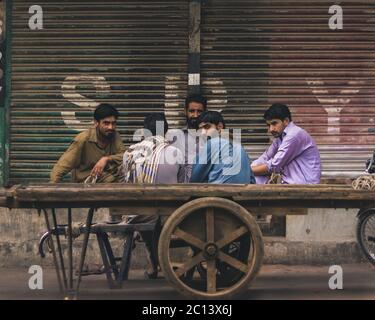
[0,188,7,207]
[247,208,308,216]
[12,183,375,202]
[104,206,176,216]
[4,183,375,210]
[0,186,19,207]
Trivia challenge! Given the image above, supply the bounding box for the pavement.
[0,263,374,300]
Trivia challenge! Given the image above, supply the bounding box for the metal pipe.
[74,207,95,298]
[42,209,64,294]
[67,207,74,290]
[51,208,68,290]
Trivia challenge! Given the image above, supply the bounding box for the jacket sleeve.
[50,140,83,183]
[251,139,278,167]
[266,134,304,173]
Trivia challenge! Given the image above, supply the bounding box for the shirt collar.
[281,121,295,138]
[278,121,295,141]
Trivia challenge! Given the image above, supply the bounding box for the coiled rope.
[352,174,375,190]
[267,172,282,184]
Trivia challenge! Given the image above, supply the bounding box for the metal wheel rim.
[360,213,375,264]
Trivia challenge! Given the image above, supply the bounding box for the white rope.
[267,172,282,184]
[84,174,98,184]
[352,174,375,190]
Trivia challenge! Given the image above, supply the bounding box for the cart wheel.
[195,232,251,287]
[158,197,264,299]
[357,209,375,266]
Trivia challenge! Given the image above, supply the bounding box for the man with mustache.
[49,104,126,275]
[251,103,321,184]
[50,103,126,183]
[168,94,207,182]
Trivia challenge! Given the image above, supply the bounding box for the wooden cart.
[1,183,375,299]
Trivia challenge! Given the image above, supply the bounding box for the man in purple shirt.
[251,103,321,184]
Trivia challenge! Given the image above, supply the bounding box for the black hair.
[263,103,292,121]
[144,113,169,136]
[197,111,226,129]
[94,103,119,121]
[185,94,208,110]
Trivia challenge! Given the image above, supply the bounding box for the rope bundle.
[267,172,282,184]
[352,175,375,190]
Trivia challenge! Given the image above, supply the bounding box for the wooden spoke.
[206,207,215,243]
[174,252,205,278]
[218,251,249,274]
[206,260,216,293]
[216,226,248,249]
[174,228,205,250]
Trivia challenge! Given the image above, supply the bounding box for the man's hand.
[251,163,269,176]
[91,156,110,177]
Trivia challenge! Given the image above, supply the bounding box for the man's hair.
[94,103,119,121]
[263,103,292,121]
[197,111,226,129]
[144,113,169,136]
[185,94,208,110]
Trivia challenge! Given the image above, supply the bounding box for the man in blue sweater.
[190,111,255,184]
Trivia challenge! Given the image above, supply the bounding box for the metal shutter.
[201,0,375,177]
[10,0,188,183]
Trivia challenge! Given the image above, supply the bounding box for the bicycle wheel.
[357,210,375,266]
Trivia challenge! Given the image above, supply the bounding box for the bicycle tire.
[356,210,375,266]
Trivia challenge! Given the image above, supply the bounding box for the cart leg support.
[74,207,95,299]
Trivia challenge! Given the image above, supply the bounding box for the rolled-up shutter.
[201,0,375,177]
[10,0,188,183]
[10,0,375,182]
